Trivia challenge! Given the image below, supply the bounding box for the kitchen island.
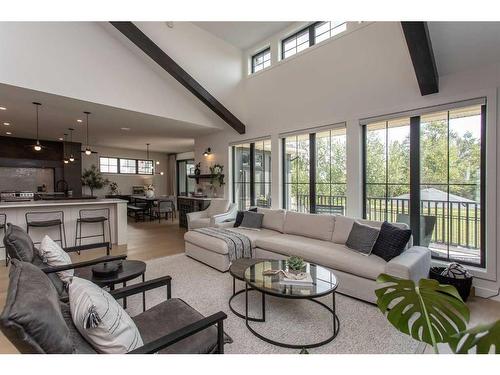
[0,198,127,261]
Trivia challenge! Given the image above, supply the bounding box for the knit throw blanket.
[193,228,252,261]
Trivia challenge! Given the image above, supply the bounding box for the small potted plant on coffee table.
[287,256,306,275]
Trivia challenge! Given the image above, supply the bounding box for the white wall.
[81,145,169,197]
[193,22,500,299]
[0,22,225,130]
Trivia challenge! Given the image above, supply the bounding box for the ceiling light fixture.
[58,137,64,141]
[146,143,164,176]
[3,122,10,126]
[81,111,96,156]
[6,131,12,135]
[63,133,69,164]
[77,119,82,123]
[32,102,42,151]
[0,106,6,111]
[203,147,212,157]
[68,128,76,162]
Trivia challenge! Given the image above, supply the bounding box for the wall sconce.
[203,147,212,157]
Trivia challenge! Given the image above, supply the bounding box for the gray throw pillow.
[346,221,380,256]
[239,211,264,230]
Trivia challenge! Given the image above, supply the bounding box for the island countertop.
[0,198,127,209]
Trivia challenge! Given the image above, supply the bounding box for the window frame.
[362,101,487,268]
[251,47,271,74]
[99,156,118,174]
[232,139,272,210]
[281,21,347,60]
[281,125,347,214]
[99,157,154,175]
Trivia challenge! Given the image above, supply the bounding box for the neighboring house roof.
[395,187,477,204]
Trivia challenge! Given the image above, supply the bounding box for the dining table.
[129,195,176,221]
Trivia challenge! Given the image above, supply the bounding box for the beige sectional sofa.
[184,208,431,303]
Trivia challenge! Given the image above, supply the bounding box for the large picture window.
[282,125,346,214]
[363,101,486,267]
[232,139,272,210]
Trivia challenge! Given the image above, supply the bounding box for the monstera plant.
[375,274,499,354]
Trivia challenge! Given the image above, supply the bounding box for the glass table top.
[244,260,338,298]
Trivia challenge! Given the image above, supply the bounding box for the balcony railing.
[292,194,480,252]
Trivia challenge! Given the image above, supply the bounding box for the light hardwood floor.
[0,218,498,354]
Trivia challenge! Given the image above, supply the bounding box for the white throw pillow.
[69,277,143,354]
[38,235,73,283]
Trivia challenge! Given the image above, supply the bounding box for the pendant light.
[63,133,69,164]
[33,102,42,151]
[68,128,76,162]
[146,143,164,175]
[81,111,97,155]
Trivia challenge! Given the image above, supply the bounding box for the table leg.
[332,292,336,333]
[245,282,248,325]
[142,274,146,312]
[123,281,127,309]
[232,277,236,296]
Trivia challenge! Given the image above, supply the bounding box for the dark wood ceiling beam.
[110,21,246,134]
[401,22,439,96]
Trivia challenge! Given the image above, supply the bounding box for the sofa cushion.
[132,298,231,353]
[184,228,277,255]
[3,224,36,263]
[239,211,264,230]
[207,200,230,217]
[0,260,73,353]
[257,208,286,233]
[255,234,387,280]
[345,221,380,256]
[371,221,412,261]
[283,211,335,241]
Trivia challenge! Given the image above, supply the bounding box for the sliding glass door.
[363,101,486,267]
[177,159,195,196]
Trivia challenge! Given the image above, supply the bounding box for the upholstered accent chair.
[186,200,237,230]
[3,223,125,296]
[0,260,229,354]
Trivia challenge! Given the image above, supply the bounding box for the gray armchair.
[187,200,237,230]
[0,260,230,354]
[3,223,124,296]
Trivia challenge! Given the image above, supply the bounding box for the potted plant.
[286,256,306,275]
[81,165,109,197]
[209,163,225,190]
[375,273,499,353]
[108,181,119,195]
[144,184,155,198]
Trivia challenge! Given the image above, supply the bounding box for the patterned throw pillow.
[69,277,143,354]
[38,235,73,284]
[371,221,412,262]
[234,207,257,227]
[345,221,380,255]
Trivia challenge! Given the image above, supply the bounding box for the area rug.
[125,254,424,354]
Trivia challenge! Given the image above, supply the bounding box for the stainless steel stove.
[0,191,35,202]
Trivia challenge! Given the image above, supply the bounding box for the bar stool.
[25,211,67,248]
[75,208,112,248]
[1,213,7,266]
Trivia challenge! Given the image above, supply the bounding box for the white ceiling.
[428,22,500,76]
[0,84,218,153]
[193,22,294,50]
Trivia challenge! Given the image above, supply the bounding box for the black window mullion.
[362,126,367,218]
[409,115,421,245]
[249,143,255,207]
[480,104,486,268]
[231,146,236,204]
[308,23,316,47]
[282,138,287,209]
[310,133,316,213]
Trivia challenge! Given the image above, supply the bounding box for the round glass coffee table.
[244,259,339,349]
